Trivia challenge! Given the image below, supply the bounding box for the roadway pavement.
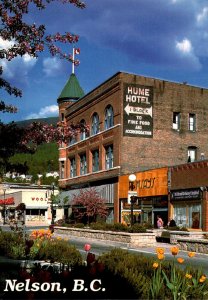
[52,231,208,275]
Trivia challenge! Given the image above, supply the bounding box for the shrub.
[0,231,26,259]
[112,222,129,232]
[128,223,147,233]
[98,249,156,299]
[73,222,85,228]
[29,232,82,267]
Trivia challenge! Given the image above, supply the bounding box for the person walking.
[157,215,164,229]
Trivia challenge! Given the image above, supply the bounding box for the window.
[69,136,76,146]
[173,204,201,228]
[70,157,76,178]
[92,149,99,172]
[60,161,65,179]
[172,112,180,130]
[104,105,114,130]
[188,146,197,162]
[189,113,196,131]
[80,153,87,175]
[80,119,88,140]
[91,113,100,135]
[61,113,64,122]
[105,145,114,169]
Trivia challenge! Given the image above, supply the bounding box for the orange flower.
[156,247,165,255]
[177,257,184,264]
[171,246,179,256]
[153,262,159,269]
[199,275,206,283]
[157,253,165,260]
[185,273,192,279]
[188,252,195,258]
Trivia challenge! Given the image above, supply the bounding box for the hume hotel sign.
[123,83,153,138]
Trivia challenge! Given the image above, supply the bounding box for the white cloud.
[26,105,59,119]
[0,37,37,79]
[176,38,192,54]
[197,7,208,23]
[43,57,62,77]
[0,37,15,50]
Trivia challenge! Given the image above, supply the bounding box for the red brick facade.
[58,71,208,224]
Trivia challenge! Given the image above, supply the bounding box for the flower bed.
[0,230,208,299]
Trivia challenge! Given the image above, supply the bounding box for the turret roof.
[57,73,84,103]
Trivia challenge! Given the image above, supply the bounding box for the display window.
[173,204,201,229]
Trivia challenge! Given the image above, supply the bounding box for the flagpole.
[72,46,75,74]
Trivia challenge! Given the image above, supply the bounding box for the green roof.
[57,73,84,103]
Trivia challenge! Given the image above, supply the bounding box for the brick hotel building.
[58,71,208,225]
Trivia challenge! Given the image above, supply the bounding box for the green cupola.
[57,73,84,104]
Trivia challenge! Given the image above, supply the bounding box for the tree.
[0,0,88,177]
[0,120,89,176]
[71,188,108,224]
[0,0,85,113]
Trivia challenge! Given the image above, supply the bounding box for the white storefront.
[0,184,58,224]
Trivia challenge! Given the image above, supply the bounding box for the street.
[54,233,208,276]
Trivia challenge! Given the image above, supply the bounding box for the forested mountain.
[9,142,59,175]
[7,117,59,176]
[16,116,59,128]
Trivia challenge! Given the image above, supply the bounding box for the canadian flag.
[74,48,80,55]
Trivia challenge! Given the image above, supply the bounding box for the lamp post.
[128,174,137,227]
[2,184,9,225]
[51,182,55,225]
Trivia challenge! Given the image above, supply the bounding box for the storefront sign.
[123,83,153,137]
[0,197,15,205]
[171,189,202,201]
[136,168,168,197]
[31,197,46,201]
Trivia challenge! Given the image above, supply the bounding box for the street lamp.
[50,182,55,225]
[129,174,136,191]
[128,174,137,227]
[2,184,9,225]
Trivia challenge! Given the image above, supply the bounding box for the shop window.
[172,112,180,130]
[189,204,201,229]
[91,113,100,135]
[189,113,196,131]
[92,149,99,172]
[173,204,201,228]
[80,119,88,140]
[105,145,114,169]
[80,153,87,175]
[70,157,76,178]
[60,161,65,179]
[188,146,197,162]
[173,205,187,227]
[104,105,114,130]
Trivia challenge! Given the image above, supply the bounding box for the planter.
[53,226,156,247]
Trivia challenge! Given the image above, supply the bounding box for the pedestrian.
[168,218,176,227]
[157,215,164,229]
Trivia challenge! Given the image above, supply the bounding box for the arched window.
[80,119,88,140]
[104,105,114,130]
[91,113,100,135]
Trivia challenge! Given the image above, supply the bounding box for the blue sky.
[1,0,208,123]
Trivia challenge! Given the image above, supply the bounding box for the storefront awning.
[59,184,115,206]
[26,206,48,209]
